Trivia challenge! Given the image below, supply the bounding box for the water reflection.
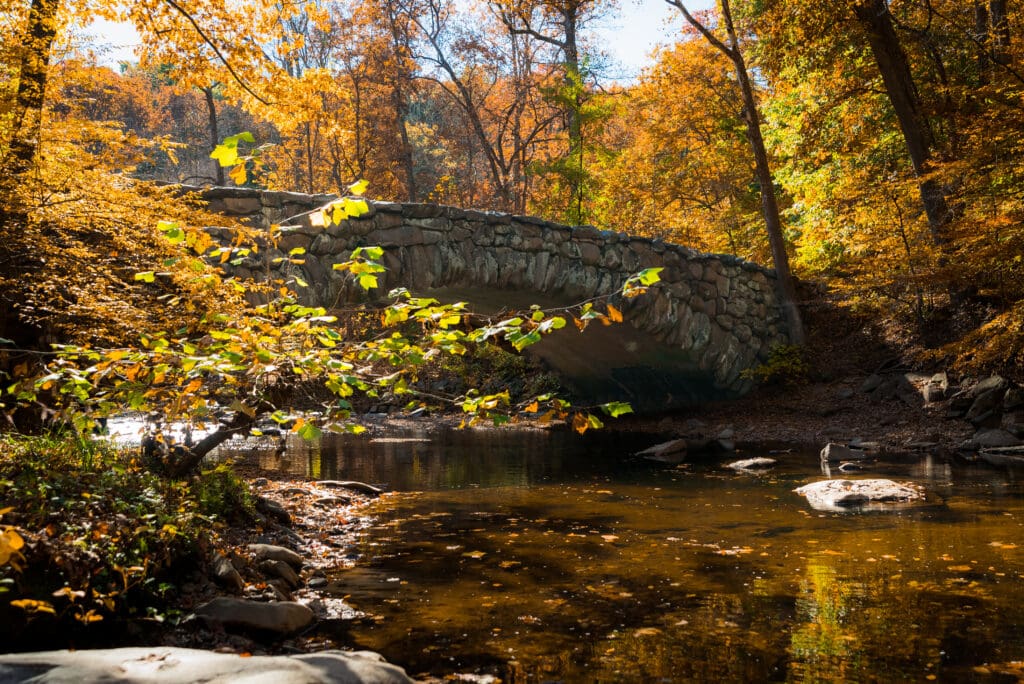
[243,428,651,491]
[246,428,1024,681]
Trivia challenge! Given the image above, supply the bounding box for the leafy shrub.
[192,463,256,525]
[741,345,810,386]
[0,433,208,635]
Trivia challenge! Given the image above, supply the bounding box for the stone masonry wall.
[184,186,789,397]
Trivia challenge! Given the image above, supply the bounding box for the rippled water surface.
[256,428,1024,682]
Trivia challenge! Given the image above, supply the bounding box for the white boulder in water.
[794,479,924,512]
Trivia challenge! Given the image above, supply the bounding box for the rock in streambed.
[794,478,924,512]
[0,647,413,683]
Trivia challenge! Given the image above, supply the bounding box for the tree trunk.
[853,0,953,246]
[667,0,805,346]
[562,6,585,224]
[1,0,60,221]
[203,86,225,185]
[384,1,418,202]
[147,411,258,478]
[728,28,805,346]
[990,0,1011,65]
[975,2,990,85]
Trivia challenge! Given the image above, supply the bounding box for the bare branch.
[162,0,273,106]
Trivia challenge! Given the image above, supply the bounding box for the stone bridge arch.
[189,186,789,411]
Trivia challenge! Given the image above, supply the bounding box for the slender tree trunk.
[1,0,60,223]
[976,2,991,84]
[990,0,1011,65]
[853,0,953,246]
[304,121,316,194]
[562,8,585,223]
[731,46,805,346]
[384,1,418,202]
[203,86,225,185]
[666,0,806,346]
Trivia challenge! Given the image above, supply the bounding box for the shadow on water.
[243,428,1024,682]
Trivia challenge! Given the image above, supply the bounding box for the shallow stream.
[254,427,1024,682]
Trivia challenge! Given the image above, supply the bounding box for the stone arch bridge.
[187,186,789,411]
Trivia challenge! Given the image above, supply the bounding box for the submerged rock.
[794,479,924,512]
[979,445,1024,467]
[319,480,383,497]
[249,543,304,569]
[820,442,869,463]
[967,429,1024,450]
[256,496,293,526]
[259,559,302,589]
[194,597,314,635]
[726,457,777,472]
[0,647,413,683]
[636,439,687,464]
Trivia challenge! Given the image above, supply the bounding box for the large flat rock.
[794,478,924,512]
[0,647,413,683]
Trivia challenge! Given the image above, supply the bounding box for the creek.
[249,427,1024,682]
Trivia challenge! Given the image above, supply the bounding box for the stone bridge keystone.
[184,186,789,411]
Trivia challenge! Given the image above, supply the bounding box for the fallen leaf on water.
[601,534,619,543]
[463,550,486,559]
[990,542,1019,550]
[634,627,661,637]
[947,565,973,572]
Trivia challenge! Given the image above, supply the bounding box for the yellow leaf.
[77,609,104,624]
[523,401,539,413]
[229,163,247,186]
[606,304,623,323]
[0,528,25,565]
[10,599,55,615]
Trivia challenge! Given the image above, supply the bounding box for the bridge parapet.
[183,186,789,409]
